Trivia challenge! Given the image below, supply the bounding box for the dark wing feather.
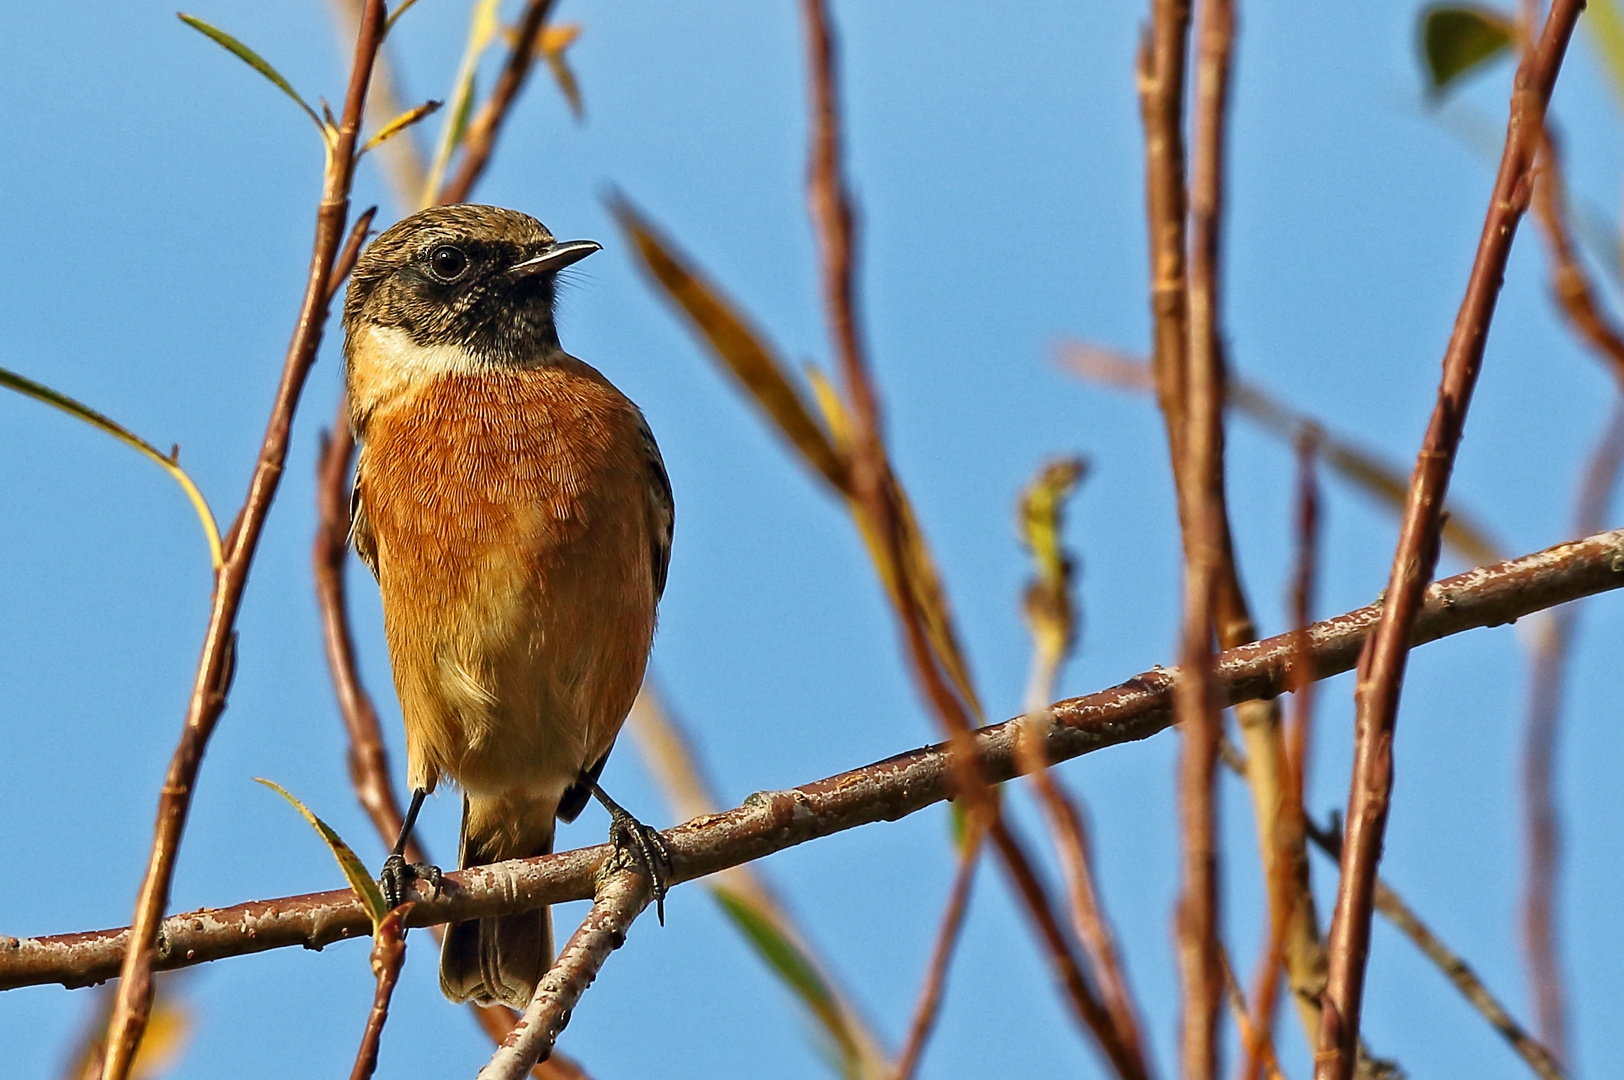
[350,465,379,581]
[637,413,674,601]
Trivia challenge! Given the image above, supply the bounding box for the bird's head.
[343,204,600,368]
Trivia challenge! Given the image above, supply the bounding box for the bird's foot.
[380,852,442,909]
[595,788,672,925]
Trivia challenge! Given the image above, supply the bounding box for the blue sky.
[3,1,1623,1077]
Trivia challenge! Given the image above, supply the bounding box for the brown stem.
[890,826,983,1080]
[11,528,1622,992]
[438,0,558,205]
[349,906,411,1080]
[1015,725,1150,1074]
[1531,128,1624,388]
[1242,429,1321,1080]
[1315,5,1585,1077]
[474,870,651,1080]
[1520,401,1624,1063]
[988,819,1145,1080]
[1219,945,1284,1080]
[1176,0,1235,1071]
[1304,821,1565,1080]
[1137,0,1193,470]
[96,5,389,1077]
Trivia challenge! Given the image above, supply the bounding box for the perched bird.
[341,204,673,1009]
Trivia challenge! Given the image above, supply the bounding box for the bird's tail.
[440,797,553,1009]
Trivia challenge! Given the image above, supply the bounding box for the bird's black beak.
[509,239,601,276]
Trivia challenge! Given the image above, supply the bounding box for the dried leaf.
[0,365,223,569]
[360,99,443,155]
[612,195,851,494]
[541,23,584,120]
[177,14,324,134]
[255,778,389,928]
[1419,6,1514,95]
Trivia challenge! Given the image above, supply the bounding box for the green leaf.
[711,886,864,1077]
[255,778,389,928]
[1587,0,1624,114]
[0,364,223,570]
[1420,6,1514,94]
[178,14,325,133]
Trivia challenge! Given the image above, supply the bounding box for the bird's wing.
[350,461,380,581]
[638,412,674,601]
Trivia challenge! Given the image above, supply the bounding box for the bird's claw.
[380,852,442,909]
[606,807,672,924]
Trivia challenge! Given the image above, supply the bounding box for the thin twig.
[1176,0,1235,1071]
[1015,726,1150,1072]
[1304,821,1565,1080]
[795,8,1145,1072]
[327,0,430,210]
[1058,343,1507,567]
[1520,400,1624,1063]
[96,5,390,1077]
[1316,8,1585,1076]
[987,818,1144,1080]
[438,0,559,205]
[1218,945,1285,1080]
[1531,128,1624,388]
[890,825,983,1080]
[1137,0,1193,470]
[1241,430,1321,1080]
[348,906,411,1080]
[474,870,651,1080]
[10,527,1624,991]
[1523,120,1624,1064]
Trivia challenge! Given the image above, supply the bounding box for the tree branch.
[7,527,1621,992]
[474,870,651,1080]
[438,0,558,205]
[97,5,389,1077]
[1315,5,1584,1076]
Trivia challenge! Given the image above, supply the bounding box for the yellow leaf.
[0,364,222,570]
[1017,457,1088,710]
[360,99,443,156]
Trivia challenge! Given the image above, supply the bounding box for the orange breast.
[355,360,658,807]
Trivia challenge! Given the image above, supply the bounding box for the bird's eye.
[427,244,470,282]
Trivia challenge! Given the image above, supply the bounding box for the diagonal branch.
[96,5,390,1078]
[439,0,559,205]
[1315,4,1586,1077]
[890,827,983,1080]
[1304,820,1565,1080]
[9,527,1622,992]
[474,869,651,1080]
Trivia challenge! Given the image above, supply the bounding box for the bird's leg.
[589,780,672,924]
[380,787,442,908]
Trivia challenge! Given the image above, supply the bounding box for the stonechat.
[341,204,673,1008]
